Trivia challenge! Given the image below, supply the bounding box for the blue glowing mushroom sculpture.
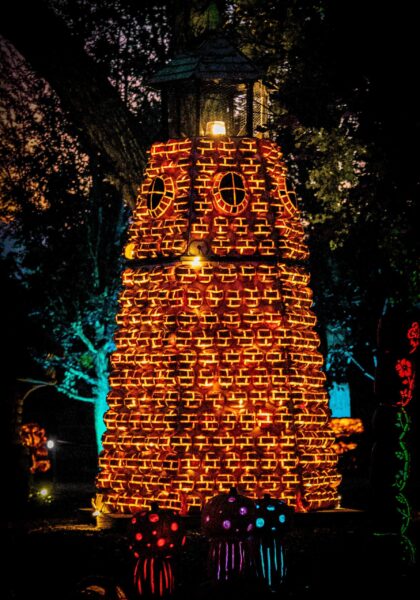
[253,494,294,590]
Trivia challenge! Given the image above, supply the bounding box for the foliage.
[50,0,170,141]
[0,38,128,450]
[225,0,419,390]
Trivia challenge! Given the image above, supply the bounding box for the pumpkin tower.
[96,31,342,514]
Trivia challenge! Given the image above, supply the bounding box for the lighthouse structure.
[96,33,341,515]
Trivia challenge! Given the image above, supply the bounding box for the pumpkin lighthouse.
[96,31,342,515]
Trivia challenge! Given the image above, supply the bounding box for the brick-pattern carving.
[97,137,341,514]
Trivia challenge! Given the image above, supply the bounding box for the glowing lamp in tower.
[150,34,268,139]
[96,33,342,516]
[206,121,226,136]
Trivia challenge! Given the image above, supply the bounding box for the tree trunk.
[94,349,112,453]
[94,384,109,454]
[0,0,146,207]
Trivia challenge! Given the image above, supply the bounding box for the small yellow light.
[206,121,226,136]
[191,256,201,268]
[124,243,135,260]
[39,487,49,497]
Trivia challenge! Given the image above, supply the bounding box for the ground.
[3,476,419,600]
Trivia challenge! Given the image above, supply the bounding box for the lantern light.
[206,120,226,136]
[191,255,202,267]
[150,35,268,138]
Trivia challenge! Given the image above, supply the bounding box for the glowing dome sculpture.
[96,35,341,515]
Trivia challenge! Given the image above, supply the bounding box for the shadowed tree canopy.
[0,0,148,206]
[0,0,233,454]
[0,0,225,205]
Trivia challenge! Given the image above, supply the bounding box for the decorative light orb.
[46,439,55,450]
[38,487,51,500]
[222,519,231,530]
[256,517,265,528]
[206,120,226,136]
[191,255,201,267]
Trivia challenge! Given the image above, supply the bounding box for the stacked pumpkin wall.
[97,136,341,513]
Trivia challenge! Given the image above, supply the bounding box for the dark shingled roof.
[150,34,262,85]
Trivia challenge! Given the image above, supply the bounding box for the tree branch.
[72,321,97,355]
[348,354,375,381]
[65,366,97,387]
[56,384,94,404]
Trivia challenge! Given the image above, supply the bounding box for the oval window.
[214,172,248,215]
[146,176,174,218]
[285,179,298,208]
[269,174,297,217]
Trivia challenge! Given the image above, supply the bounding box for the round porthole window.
[213,172,248,215]
[146,176,175,218]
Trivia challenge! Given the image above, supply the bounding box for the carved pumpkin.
[253,494,293,590]
[201,486,255,539]
[201,487,256,582]
[254,494,293,538]
[129,503,185,596]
